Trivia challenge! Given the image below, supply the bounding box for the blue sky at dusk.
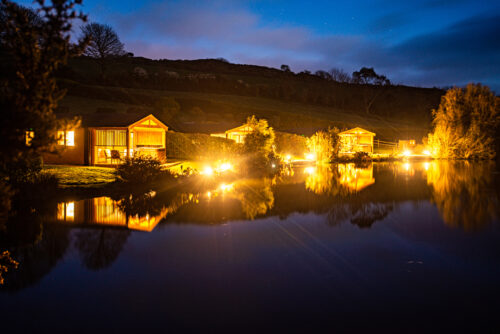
[17,0,500,91]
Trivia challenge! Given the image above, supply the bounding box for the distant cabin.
[338,127,375,154]
[211,124,253,144]
[42,114,169,166]
[398,139,416,152]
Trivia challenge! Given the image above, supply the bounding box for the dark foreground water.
[1,161,500,333]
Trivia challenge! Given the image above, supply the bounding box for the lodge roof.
[55,112,168,129]
[338,127,376,136]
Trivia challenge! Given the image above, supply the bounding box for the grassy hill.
[2,50,445,141]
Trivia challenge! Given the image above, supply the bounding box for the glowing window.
[66,131,75,146]
[66,202,75,220]
[57,131,65,145]
[25,131,34,146]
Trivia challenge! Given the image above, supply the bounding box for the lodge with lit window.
[42,113,169,165]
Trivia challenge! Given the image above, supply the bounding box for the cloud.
[97,1,499,91]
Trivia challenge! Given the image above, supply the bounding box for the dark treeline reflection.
[1,161,499,289]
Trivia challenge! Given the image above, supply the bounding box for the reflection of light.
[424,162,430,171]
[305,153,316,161]
[285,155,291,162]
[220,183,233,192]
[271,163,276,168]
[304,166,316,175]
[202,166,214,176]
[404,163,410,171]
[423,150,431,156]
[403,150,411,157]
[207,191,212,199]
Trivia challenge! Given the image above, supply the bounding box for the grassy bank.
[43,165,116,188]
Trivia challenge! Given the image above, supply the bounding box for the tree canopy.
[352,67,390,85]
[428,83,500,159]
[80,22,124,76]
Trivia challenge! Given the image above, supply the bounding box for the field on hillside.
[61,85,430,141]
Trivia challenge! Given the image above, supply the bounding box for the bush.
[353,151,371,163]
[165,132,240,160]
[115,156,170,185]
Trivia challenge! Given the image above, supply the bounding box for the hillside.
[2,51,445,141]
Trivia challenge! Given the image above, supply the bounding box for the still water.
[1,161,500,332]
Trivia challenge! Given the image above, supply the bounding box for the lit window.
[57,131,65,145]
[66,131,75,146]
[66,202,75,220]
[25,131,34,146]
[57,130,75,146]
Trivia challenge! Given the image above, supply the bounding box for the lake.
[1,161,500,332]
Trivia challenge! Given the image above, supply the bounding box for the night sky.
[17,0,500,91]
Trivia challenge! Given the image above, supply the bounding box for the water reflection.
[55,193,171,232]
[426,161,500,231]
[1,160,499,292]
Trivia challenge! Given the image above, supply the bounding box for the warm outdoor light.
[423,150,431,156]
[305,153,316,161]
[202,166,214,176]
[304,166,315,175]
[219,183,233,192]
[403,150,411,157]
[219,162,232,172]
[285,155,291,161]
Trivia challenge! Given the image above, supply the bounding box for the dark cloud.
[388,14,500,86]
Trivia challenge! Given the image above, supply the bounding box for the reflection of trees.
[0,221,70,291]
[305,165,347,196]
[233,178,274,219]
[427,161,500,231]
[349,202,393,228]
[327,202,393,228]
[74,228,130,271]
[116,191,164,218]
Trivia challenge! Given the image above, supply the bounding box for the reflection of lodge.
[56,197,169,232]
[338,163,375,192]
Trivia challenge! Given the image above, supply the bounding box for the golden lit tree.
[242,115,276,172]
[428,84,500,159]
[306,127,340,162]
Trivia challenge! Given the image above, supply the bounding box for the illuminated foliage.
[306,127,340,162]
[428,84,500,159]
[233,178,274,219]
[0,250,18,285]
[242,115,276,172]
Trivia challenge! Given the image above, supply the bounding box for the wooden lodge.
[338,127,376,155]
[43,113,169,166]
[210,124,254,144]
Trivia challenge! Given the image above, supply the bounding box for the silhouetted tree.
[352,67,391,114]
[315,70,332,80]
[352,67,390,85]
[80,22,125,78]
[280,64,291,72]
[0,0,86,185]
[329,67,351,83]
